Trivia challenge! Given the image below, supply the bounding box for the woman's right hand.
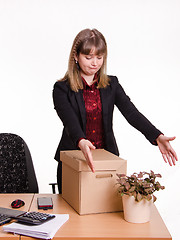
[78,139,96,172]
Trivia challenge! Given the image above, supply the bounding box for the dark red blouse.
[82,77,105,149]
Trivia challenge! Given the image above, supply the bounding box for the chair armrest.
[49,183,58,194]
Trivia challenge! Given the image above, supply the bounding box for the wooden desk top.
[22,194,172,240]
[0,194,34,240]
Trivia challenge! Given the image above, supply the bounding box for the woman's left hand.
[156,134,178,166]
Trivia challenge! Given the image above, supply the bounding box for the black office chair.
[0,133,39,193]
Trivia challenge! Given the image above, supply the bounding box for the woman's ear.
[74,54,78,62]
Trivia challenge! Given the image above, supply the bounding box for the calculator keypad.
[17,212,55,225]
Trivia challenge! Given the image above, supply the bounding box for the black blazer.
[53,75,162,161]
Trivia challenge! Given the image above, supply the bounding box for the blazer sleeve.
[112,76,162,145]
[53,80,86,146]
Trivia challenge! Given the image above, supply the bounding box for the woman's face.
[76,47,104,78]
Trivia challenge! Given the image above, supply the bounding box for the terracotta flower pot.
[122,194,153,223]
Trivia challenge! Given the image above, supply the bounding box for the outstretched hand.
[156,134,178,166]
[78,139,96,172]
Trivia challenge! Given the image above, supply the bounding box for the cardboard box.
[60,149,127,215]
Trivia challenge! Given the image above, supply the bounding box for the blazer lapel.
[75,90,86,132]
[100,87,109,130]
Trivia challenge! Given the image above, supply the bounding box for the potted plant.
[116,170,165,223]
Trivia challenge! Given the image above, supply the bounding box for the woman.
[53,28,178,193]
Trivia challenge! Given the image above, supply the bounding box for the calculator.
[0,207,55,225]
[13,211,56,225]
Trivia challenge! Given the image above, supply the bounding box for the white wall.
[0,0,180,239]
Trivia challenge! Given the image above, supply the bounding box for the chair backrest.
[0,133,39,193]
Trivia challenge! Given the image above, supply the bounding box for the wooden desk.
[0,194,34,240]
[21,194,172,240]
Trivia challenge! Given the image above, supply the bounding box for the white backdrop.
[0,0,180,239]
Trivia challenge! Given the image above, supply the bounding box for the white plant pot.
[122,194,153,223]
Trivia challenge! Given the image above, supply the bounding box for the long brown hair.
[61,28,109,92]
